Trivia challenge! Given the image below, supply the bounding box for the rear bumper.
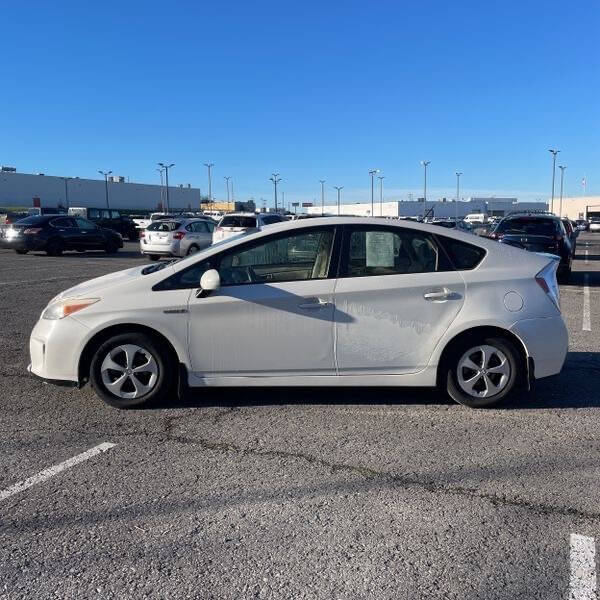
[0,236,46,251]
[140,240,180,256]
[510,315,568,379]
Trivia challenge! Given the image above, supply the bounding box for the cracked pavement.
[1,237,599,599]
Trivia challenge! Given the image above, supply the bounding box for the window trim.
[153,225,341,291]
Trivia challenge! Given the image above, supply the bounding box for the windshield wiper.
[141,259,178,275]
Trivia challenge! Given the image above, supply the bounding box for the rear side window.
[147,221,181,232]
[88,209,100,219]
[436,236,486,270]
[50,217,75,228]
[220,216,256,228]
[111,210,121,219]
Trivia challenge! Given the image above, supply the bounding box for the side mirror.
[197,269,220,297]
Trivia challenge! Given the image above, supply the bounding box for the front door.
[334,225,466,375]
[187,226,338,377]
[74,217,105,248]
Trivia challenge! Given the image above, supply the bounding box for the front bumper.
[510,315,568,379]
[28,316,90,383]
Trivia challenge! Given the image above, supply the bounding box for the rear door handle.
[298,298,330,309]
[423,288,452,301]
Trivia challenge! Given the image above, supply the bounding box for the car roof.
[222,212,258,217]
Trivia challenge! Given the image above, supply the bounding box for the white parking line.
[0,442,115,502]
[583,274,591,331]
[570,534,597,600]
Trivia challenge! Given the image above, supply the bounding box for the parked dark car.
[0,215,123,256]
[576,219,590,231]
[68,207,139,241]
[561,218,578,255]
[490,213,572,280]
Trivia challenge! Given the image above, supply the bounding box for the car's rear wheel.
[15,248,28,254]
[90,333,175,408]
[46,238,63,256]
[186,244,199,256]
[445,337,520,408]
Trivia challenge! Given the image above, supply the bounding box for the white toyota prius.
[29,217,568,409]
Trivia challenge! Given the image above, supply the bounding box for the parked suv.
[213,212,284,243]
[68,207,138,241]
[0,215,123,255]
[140,218,215,260]
[490,213,572,280]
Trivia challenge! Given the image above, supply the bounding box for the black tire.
[444,336,521,408]
[46,238,63,256]
[15,248,28,255]
[89,332,176,408]
[186,244,200,256]
[149,254,160,261]
[128,231,139,242]
[105,239,119,254]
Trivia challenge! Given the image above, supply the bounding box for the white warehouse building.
[306,197,547,218]
[0,169,201,211]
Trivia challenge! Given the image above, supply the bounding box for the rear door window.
[50,217,76,228]
[341,226,447,277]
[111,210,121,219]
[88,209,100,219]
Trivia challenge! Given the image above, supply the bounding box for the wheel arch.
[435,325,531,389]
[78,323,185,388]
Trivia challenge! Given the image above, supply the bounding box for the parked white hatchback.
[29,217,568,409]
[212,212,285,243]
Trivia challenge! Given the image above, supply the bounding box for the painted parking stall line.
[583,274,591,331]
[0,442,115,502]
[570,534,597,600]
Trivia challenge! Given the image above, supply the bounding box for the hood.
[52,264,149,302]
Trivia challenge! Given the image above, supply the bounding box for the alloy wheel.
[100,344,159,399]
[456,344,511,398]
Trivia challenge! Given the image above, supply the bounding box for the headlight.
[42,298,100,320]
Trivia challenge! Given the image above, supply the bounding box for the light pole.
[548,149,560,213]
[377,176,385,216]
[156,167,165,210]
[455,172,462,221]
[319,180,326,216]
[369,169,379,216]
[204,163,214,201]
[158,163,174,212]
[224,176,231,205]
[421,160,430,219]
[334,186,343,215]
[270,173,281,212]
[61,177,71,209]
[98,170,112,209]
[558,165,567,217]
[231,179,234,202]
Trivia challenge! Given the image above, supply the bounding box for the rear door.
[48,217,79,249]
[74,217,105,248]
[334,224,466,375]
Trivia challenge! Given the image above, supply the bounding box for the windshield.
[219,216,256,228]
[146,221,181,232]
[495,218,558,236]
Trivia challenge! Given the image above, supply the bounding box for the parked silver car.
[140,218,215,261]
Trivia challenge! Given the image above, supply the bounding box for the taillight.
[216,227,223,232]
[23,228,42,234]
[173,231,185,240]
[140,231,145,238]
[6,218,11,224]
[535,261,560,311]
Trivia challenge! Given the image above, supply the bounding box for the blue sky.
[1,0,598,207]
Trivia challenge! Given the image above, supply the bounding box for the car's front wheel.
[445,337,521,408]
[105,239,119,253]
[15,248,28,254]
[90,333,175,408]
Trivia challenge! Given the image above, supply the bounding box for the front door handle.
[423,288,452,301]
[298,298,330,309]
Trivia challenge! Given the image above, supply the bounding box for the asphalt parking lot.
[1,236,599,599]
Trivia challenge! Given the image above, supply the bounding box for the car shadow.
[152,352,600,410]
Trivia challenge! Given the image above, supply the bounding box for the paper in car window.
[366,231,395,267]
